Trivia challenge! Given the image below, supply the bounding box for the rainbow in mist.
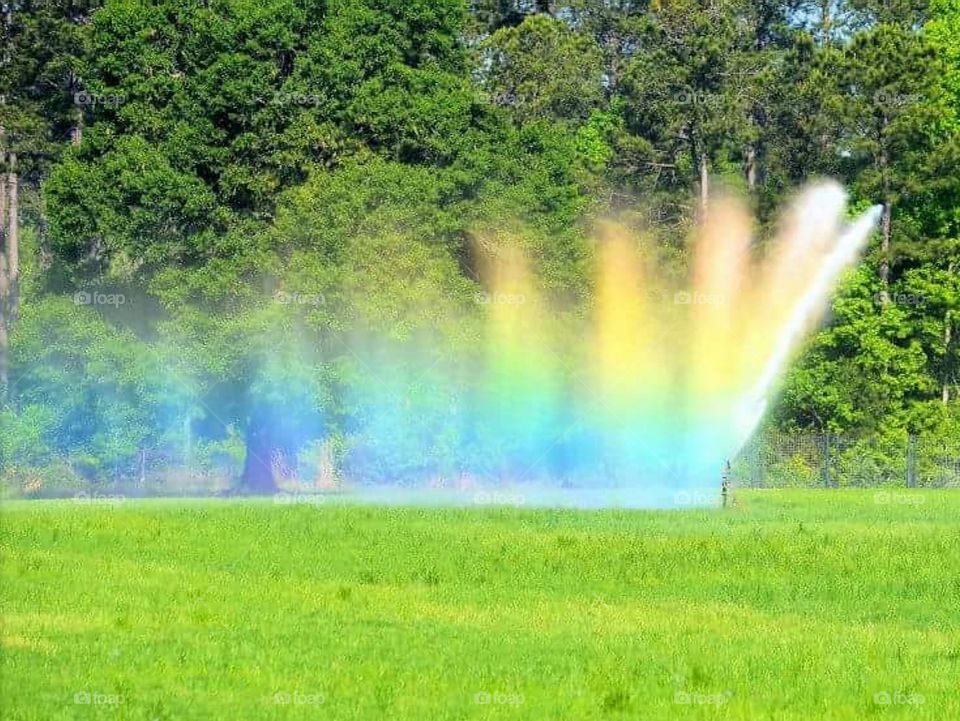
[341,182,881,508]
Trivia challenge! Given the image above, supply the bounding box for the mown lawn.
[1,489,958,720]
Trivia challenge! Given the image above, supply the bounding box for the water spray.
[341,183,882,508]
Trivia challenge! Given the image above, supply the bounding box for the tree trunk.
[0,129,8,399]
[744,144,757,192]
[943,313,952,404]
[71,114,83,146]
[688,127,709,217]
[535,0,556,15]
[699,152,709,215]
[879,199,891,303]
[240,407,279,494]
[606,30,623,94]
[0,306,7,400]
[944,295,955,404]
[878,128,891,305]
[2,151,19,399]
[7,151,18,325]
[69,71,83,146]
[819,0,832,44]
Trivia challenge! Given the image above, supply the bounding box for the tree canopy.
[1,0,957,493]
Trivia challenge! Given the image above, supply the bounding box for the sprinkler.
[721,461,731,509]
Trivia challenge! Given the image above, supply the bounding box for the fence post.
[906,434,917,488]
[820,434,832,488]
[752,440,763,488]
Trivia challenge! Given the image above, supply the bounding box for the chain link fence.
[730,433,960,488]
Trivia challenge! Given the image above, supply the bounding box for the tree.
[836,24,941,300]
[480,14,604,124]
[0,0,100,401]
[618,0,754,213]
[6,0,960,494]
[39,0,487,491]
[0,130,18,400]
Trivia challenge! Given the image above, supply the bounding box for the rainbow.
[342,183,881,506]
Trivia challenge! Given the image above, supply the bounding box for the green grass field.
[1,490,958,720]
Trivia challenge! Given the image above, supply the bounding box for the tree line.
[0,0,957,493]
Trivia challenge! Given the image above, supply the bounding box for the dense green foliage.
[0,0,957,491]
[2,490,959,719]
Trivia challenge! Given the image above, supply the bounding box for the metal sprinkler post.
[721,461,731,508]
